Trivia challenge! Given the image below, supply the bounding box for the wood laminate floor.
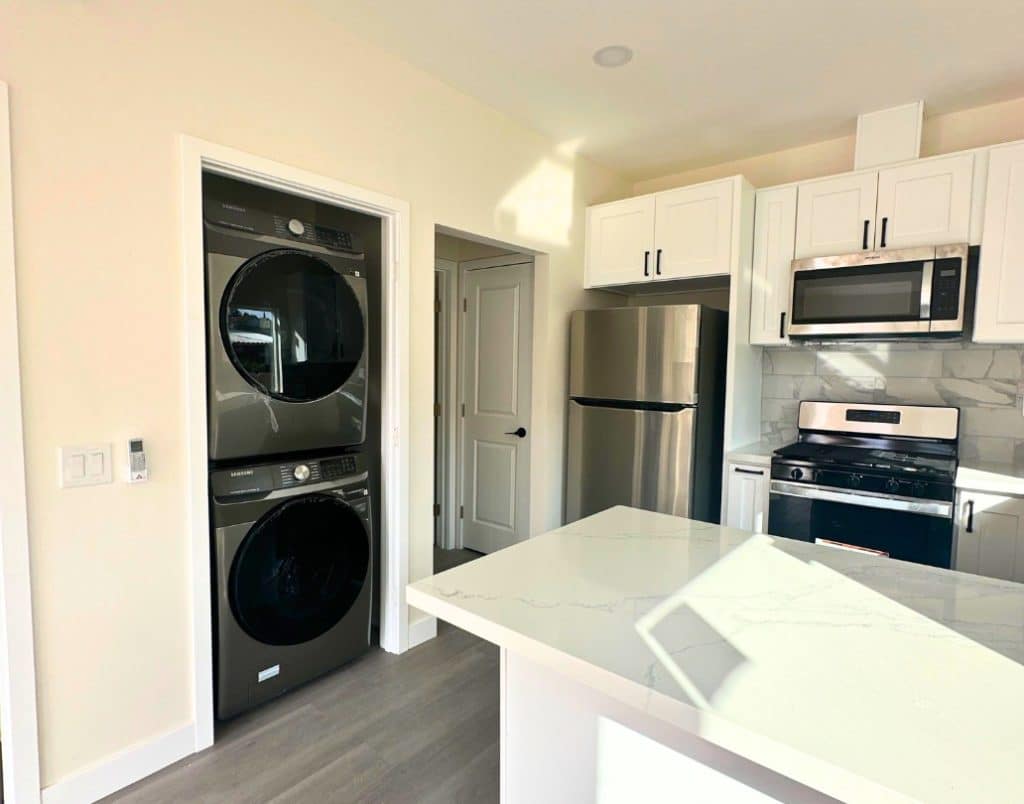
[104,624,498,803]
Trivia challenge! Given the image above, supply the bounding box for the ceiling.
[326,0,1024,180]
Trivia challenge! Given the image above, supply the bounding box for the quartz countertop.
[956,459,1024,497]
[408,506,1024,804]
[726,438,784,466]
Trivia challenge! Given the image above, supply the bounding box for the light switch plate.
[60,444,113,488]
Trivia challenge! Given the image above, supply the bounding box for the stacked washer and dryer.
[203,185,376,720]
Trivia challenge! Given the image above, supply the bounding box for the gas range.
[768,402,960,568]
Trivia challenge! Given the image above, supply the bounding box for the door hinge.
[461,403,465,417]
[459,505,464,519]
[434,402,441,418]
[462,298,467,313]
[433,503,441,517]
[434,299,441,314]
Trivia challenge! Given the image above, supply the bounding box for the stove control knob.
[849,474,862,488]
[886,478,901,494]
[287,218,305,237]
[293,464,311,482]
[789,468,804,481]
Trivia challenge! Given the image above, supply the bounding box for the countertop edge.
[407,582,913,804]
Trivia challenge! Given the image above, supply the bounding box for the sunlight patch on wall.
[496,156,575,248]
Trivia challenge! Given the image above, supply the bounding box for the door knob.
[505,427,527,438]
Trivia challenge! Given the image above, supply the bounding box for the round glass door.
[221,249,365,402]
[229,494,370,646]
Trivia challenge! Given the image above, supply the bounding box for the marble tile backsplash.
[762,342,1024,464]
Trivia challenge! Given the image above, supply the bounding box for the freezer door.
[569,306,701,404]
[566,401,697,521]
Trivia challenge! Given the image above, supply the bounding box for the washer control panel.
[211,453,365,499]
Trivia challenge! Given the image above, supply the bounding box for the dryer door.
[229,494,370,646]
[221,248,365,402]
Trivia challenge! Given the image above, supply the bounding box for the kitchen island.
[408,506,1024,803]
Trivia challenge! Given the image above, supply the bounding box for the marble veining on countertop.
[409,506,1024,804]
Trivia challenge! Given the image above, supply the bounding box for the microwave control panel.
[930,258,962,321]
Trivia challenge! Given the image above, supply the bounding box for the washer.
[205,197,369,461]
[211,452,372,719]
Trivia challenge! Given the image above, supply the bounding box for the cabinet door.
[584,196,656,288]
[954,492,1024,583]
[794,172,878,258]
[653,179,733,280]
[725,463,769,533]
[875,154,974,249]
[974,142,1024,342]
[749,186,797,345]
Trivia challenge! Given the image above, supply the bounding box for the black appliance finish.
[204,195,369,462]
[211,451,372,719]
[769,401,959,569]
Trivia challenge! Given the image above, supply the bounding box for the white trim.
[41,724,195,804]
[407,615,438,650]
[434,259,458,550]
[180,137,412,757]
[0,80,43,804]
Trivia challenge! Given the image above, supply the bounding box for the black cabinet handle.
[965,499,975,533]
[862,220,870,250]
[880,217,888,248]
[655,248,662,275]
[504,427,527,438]
[643,250,650,277]
[733,467,765,476]
[779,312,786,339]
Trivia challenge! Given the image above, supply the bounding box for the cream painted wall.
[635,95,1024,193]
[435,232,517,262]
[0,0,629,787]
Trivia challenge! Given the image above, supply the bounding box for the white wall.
[634,95,1024,193]
[0,0,629,787]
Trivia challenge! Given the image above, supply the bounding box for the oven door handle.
[770,480,953,518]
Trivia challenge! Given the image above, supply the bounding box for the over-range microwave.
[787,244,968,339]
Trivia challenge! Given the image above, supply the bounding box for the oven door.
[768,481,954,568]
[789,255,932,337]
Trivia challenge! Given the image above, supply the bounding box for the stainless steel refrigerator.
[566,304,728,523]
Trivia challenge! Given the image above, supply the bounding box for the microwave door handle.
[920,260,934,320]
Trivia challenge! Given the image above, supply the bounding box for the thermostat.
[127,438,149,483]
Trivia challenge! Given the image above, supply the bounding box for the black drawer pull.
[862,219,870,250]
[643,250,650,277]
[733,467,765,476]
[880,217,889,248]
[965,499,975,533]
[655,248,662,275]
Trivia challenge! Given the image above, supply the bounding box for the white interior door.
[795,172,879,258]
[461,259,533,553]
[875,154,974,249]
[653,178,734,279]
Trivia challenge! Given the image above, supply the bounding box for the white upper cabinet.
[749,186,797,346]
[584,195,656,288]
[584,177,740,289]
[974,141,1024,342]
[875,154,974,249]
[654,179,734,280]
[794,172,878,258]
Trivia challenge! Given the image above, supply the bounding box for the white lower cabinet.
[724,461,769,533]
[954,490,1024,583]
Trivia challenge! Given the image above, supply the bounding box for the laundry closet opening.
[434,229,536,573]
[202,172,386,725]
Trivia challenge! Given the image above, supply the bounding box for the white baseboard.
[408,615,438,650]
[42,723,196,804]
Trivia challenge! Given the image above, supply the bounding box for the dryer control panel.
[211,453,366,500]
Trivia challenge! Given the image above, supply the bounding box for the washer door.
[229,494,370,646]
[221,248,365,402]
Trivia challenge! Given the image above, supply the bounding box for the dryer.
[205,198,368,461]
[211,452,372,719]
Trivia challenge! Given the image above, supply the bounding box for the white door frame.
[0,80,43,804]
[180,136,412,752]
[456,254,535,551]
[434,259,458,550]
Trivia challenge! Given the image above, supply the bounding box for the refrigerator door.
[569,305,701,404]
[566,400,696,520]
